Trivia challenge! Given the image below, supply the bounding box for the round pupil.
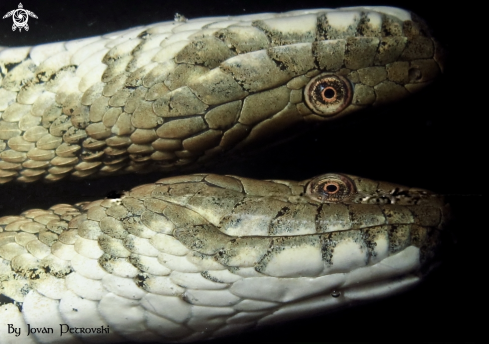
[323,87,336,99]
[325,184,338,192]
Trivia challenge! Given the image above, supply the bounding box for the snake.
[0,6,447,343]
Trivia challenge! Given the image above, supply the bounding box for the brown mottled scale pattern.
[0,172,448,342]
[0,8,443,183]
[0,7,448,343]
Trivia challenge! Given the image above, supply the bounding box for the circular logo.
[12,9,29,29]
[3,3,38,32]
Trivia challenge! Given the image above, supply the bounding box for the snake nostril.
[409,67,422,81]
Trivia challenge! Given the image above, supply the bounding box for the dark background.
[0,1,481,343]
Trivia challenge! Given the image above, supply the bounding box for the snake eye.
[304,74,352,116]
[305,173,356,202]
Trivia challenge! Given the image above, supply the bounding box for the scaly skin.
[0,6,447,344]
[0,172,449,343]
[0,7,442,183]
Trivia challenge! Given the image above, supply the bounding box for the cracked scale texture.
[0,6,447,343]
[0,7,443,183]
[0,172,449,343]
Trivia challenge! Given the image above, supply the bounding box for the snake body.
[0,6,446,343]
[0,6,442,183]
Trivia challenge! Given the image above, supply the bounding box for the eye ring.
[304,74,352,116]
[323,181,340,194]
[305,173,356,203]
[321,86,337,102]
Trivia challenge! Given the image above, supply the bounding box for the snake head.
[305,172,450,275]
[299,7,445,121]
